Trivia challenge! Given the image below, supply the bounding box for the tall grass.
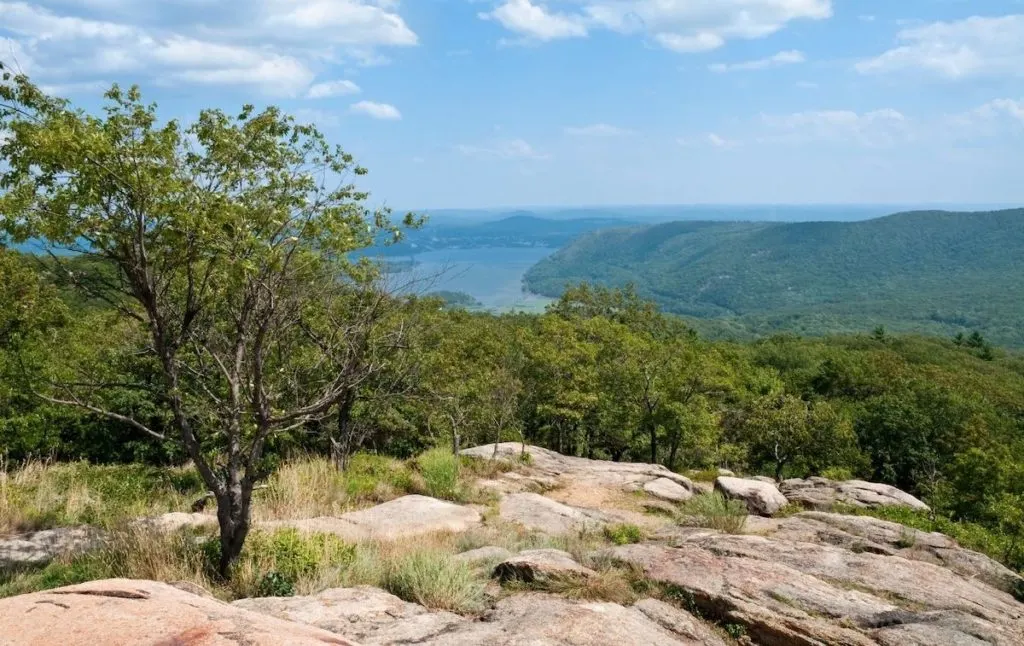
[678,493,748,534]
[416,448,462,501]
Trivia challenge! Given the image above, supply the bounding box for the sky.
[2,0,1024,210]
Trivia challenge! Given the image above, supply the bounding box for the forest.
[1,70,1022,583]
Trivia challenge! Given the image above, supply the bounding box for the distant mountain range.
[523,209,1024,346]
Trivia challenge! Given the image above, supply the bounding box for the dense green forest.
[524,210,1024,346]
[1,72,1022,579]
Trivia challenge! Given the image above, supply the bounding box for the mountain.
[524,209,1024,346]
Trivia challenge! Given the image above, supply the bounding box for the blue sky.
[2,0,1024,209]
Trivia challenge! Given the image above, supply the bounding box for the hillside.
[525,209,1024,346]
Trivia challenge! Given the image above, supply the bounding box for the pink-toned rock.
[0,579,358,645]
[714,476,788,516]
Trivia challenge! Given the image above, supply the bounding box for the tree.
[733,394,858,480]
[0,70,416,575]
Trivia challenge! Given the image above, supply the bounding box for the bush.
[232,529,355,598]
[678,493,748,534]
[416,448,462,501]
[821,466,854,481]
[604,523,645,545]
[384,548,485,613]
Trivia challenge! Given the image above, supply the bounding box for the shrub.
[232,529,355,598]
[821,466,854,481]
[678,493,748,534]
[604,523,645,545]
[416,448,462,501]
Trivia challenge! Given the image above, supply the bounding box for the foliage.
[678,493,748,534]
[603,523,645,545]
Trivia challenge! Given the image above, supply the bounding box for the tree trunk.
[649,421,658,465]
[667,427,681,472]
[215,479,253,578]
[331,392,357,471]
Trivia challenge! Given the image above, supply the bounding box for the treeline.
[4,255,1023,565]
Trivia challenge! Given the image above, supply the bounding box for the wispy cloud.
[350,100,402,120]
[564,123,632,136]
[709,50,805,73]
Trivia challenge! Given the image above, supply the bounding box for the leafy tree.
[0,71,415,575]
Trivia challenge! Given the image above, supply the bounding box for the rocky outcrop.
[643,477,693,503]
[0,579,358,645]
[715,476,789,516]
[263,495,481,541]
[610,527,1024,646]
[498,492,609,535]
[781,477,930,511]
[747,511,1024,595]
[461,443,695,494]
[233,586,463,645]
[0,526,104,568]
[493,549,595,584]
[418,592,722,645]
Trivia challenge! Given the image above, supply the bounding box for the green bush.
[416,448,462,501]
[678,493,748,534]
[604,523,645,545]
[821,466,854,481]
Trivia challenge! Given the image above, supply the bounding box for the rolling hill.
[524,209,1024,346]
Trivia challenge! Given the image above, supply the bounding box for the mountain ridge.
[524,208,1024,345]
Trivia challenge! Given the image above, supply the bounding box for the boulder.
[417,592,719,645]
[498,492,608,535]
[714,476,788,516]
[0,526,104,568]
[133,511,219,533]
[493,549,595,584]
[781,477,929,511]
[0,579,358,645]
[264,495,481,541]
[461,443,695,493]
[643,477,693,503]
[453,545,515,566]
[610,528,1024,646]
[233,586,463,644]
[717,468,736,477]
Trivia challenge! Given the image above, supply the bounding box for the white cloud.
[564,123,631,136]
[350,100,402,120]
[706,132,736,148]
[480,0,587,42]
[456,138,548,159]
[709,49,805,73]
[857,15,1024,79]
[760,108,908,146]
[946,99,1024,137]
[0,0,417,95]
[307,79,361,98]
[480,0,832,52]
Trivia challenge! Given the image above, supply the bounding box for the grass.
[416,448,462,501]
[0,460,204,534]
[678,493,748,534]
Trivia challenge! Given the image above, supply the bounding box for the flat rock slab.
[0,526,105,568]
[610,529,1024,646]
[643,477,693,503]
[747,511,1024,595]
[264,495,481,542]
[0,579,357,646]
[454,546,515,566]
[781,477,929,511]
[417,592,719,645]
[498,492,608,535]
[461,443,695,493]
[234,586,463,645]
[715,476,788,516]
[493,549,595,584]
